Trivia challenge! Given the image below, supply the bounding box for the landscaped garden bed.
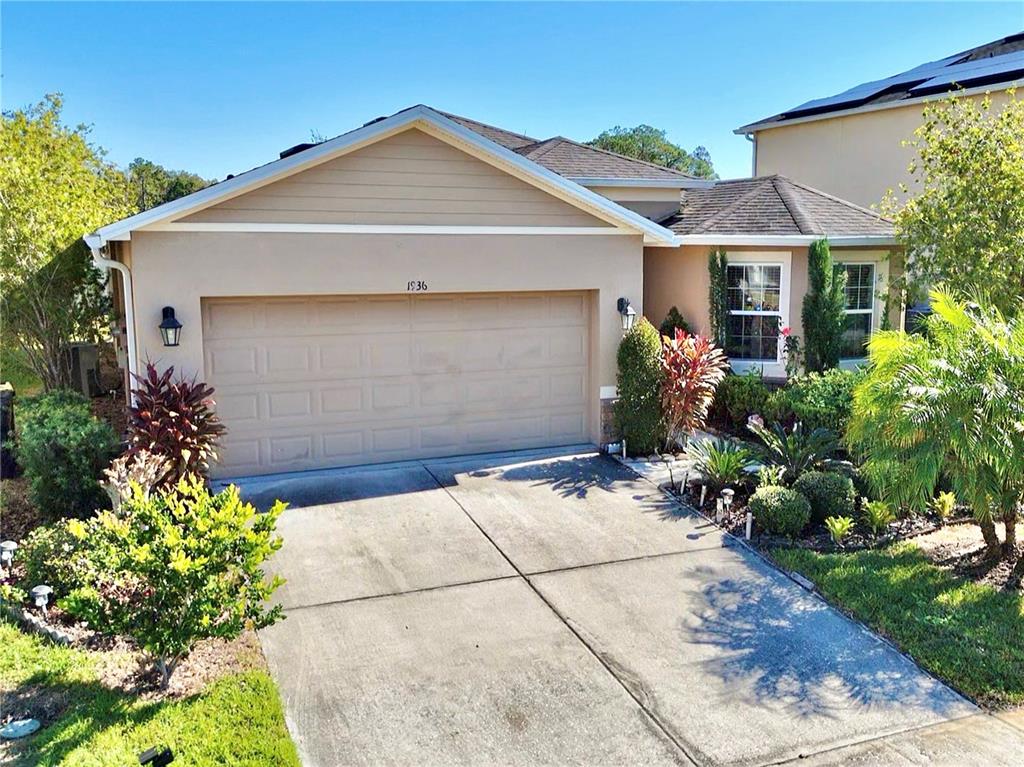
[614,286,1024,711]
[0,364,296,759]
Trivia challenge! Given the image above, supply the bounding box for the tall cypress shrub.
[614,317,665,455]
[708,249,729,348]
[802,238,847,372]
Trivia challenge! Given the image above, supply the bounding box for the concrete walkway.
[239,449,1020,766]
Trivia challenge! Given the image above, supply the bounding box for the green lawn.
[0,345,42,396]
[773,543,1024,708]
[0,620,300,766]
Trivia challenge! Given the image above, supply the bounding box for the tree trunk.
[979,516,1002,560]
[1004,509,1017,559]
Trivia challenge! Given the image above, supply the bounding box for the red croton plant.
[128,363,227,485]
[660,328,729,449]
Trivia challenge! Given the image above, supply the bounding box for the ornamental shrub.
[17,522,96,599]
[748,485,811,538]
[129,363,227,485]
[687,438,752,492]
[780,368,864,435]
[792,470,856,525]
[801,238,846,372]
[712,372,775,431]
[17,390,119,518]
[62,477,286,688]
[660,329,729,448]
[658,306,691,339]
[614,317,664,455]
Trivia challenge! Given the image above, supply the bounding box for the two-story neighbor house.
[735,32,1023,209]
[87,106,897,477]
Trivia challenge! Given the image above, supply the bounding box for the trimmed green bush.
[17,390,119,518]
[779,368,864,435]
[17,522,95,599]
[614,317,664,455]
[749,485,811,537]
[802,238,846,372]
[713,372,774,431]
[658,306,690,339]
[792,470,856,524]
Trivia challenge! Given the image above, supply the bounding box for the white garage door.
[202,292,591,477]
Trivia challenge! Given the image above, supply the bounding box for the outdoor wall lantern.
[617,297,637,332]
[159,306,182,347]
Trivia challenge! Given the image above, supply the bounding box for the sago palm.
[847,289,1024,561]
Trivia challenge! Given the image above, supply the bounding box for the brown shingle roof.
[512,136,697,181]
[436,110,539,150]
[663,176,894,236]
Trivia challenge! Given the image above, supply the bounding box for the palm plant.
[847,289,1024,563]
[687,438,753,493]
[747,420,841,483]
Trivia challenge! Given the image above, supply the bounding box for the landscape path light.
[0,540,17,569]
[30,584,53,615]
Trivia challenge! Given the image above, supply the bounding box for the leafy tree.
[614,317,664,455]
[63,478,285,688]
[128,157,211,211]
[588,125,716,179]
[0,94,132,389]
[801,239,846,372]
[883,91,1024,314]
[847,289,1024,565]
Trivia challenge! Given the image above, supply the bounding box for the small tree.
[660,329,729,449]
[65,478,285,688]
[658,306,690,339]
[708,249,729,348]
[614,318,664,455]
[847,289,1024,565]
[802,239,846,372]
[129,363,227,485]
[884,91,1024,314]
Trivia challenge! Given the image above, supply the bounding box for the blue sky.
[4,2,1022,181]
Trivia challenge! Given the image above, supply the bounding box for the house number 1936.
[407,280,429,292]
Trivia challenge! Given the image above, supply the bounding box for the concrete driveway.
[242,449,985,766]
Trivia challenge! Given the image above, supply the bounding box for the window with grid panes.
[725,263,782,360]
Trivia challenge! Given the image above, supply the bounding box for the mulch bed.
[90,390,129,441]
[672,479,1023,591]
[0,477,44,542]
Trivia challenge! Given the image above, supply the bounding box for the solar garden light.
[699,484,707,507]
[745,511,753,540]
[0,540,17,569]
[30,585,52,615]
[721,488,735,512]
[715,497,724,523]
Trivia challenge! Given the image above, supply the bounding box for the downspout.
[86,234,138,405]
[744,133,757,177]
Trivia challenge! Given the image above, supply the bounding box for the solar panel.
[785,52,970,116]
[908,50,1024,93]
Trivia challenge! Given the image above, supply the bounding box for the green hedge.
[792,470,856,524]
[614,317,664,455]
[17,390,119,518]
[749,485,811,538]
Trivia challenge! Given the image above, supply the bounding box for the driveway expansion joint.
[420,461,701,766]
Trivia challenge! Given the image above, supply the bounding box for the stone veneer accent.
[599,397,619,446]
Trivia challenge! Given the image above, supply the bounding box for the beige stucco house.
[736,32,1023,209]
[86,105,895,478]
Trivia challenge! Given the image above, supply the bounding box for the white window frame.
[836,254,889,369]
[724,251,791,379]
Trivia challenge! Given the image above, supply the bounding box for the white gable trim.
[143,223,634,236]
[86,106,677,247]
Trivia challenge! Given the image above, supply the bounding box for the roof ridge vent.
[279,142,317,160]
